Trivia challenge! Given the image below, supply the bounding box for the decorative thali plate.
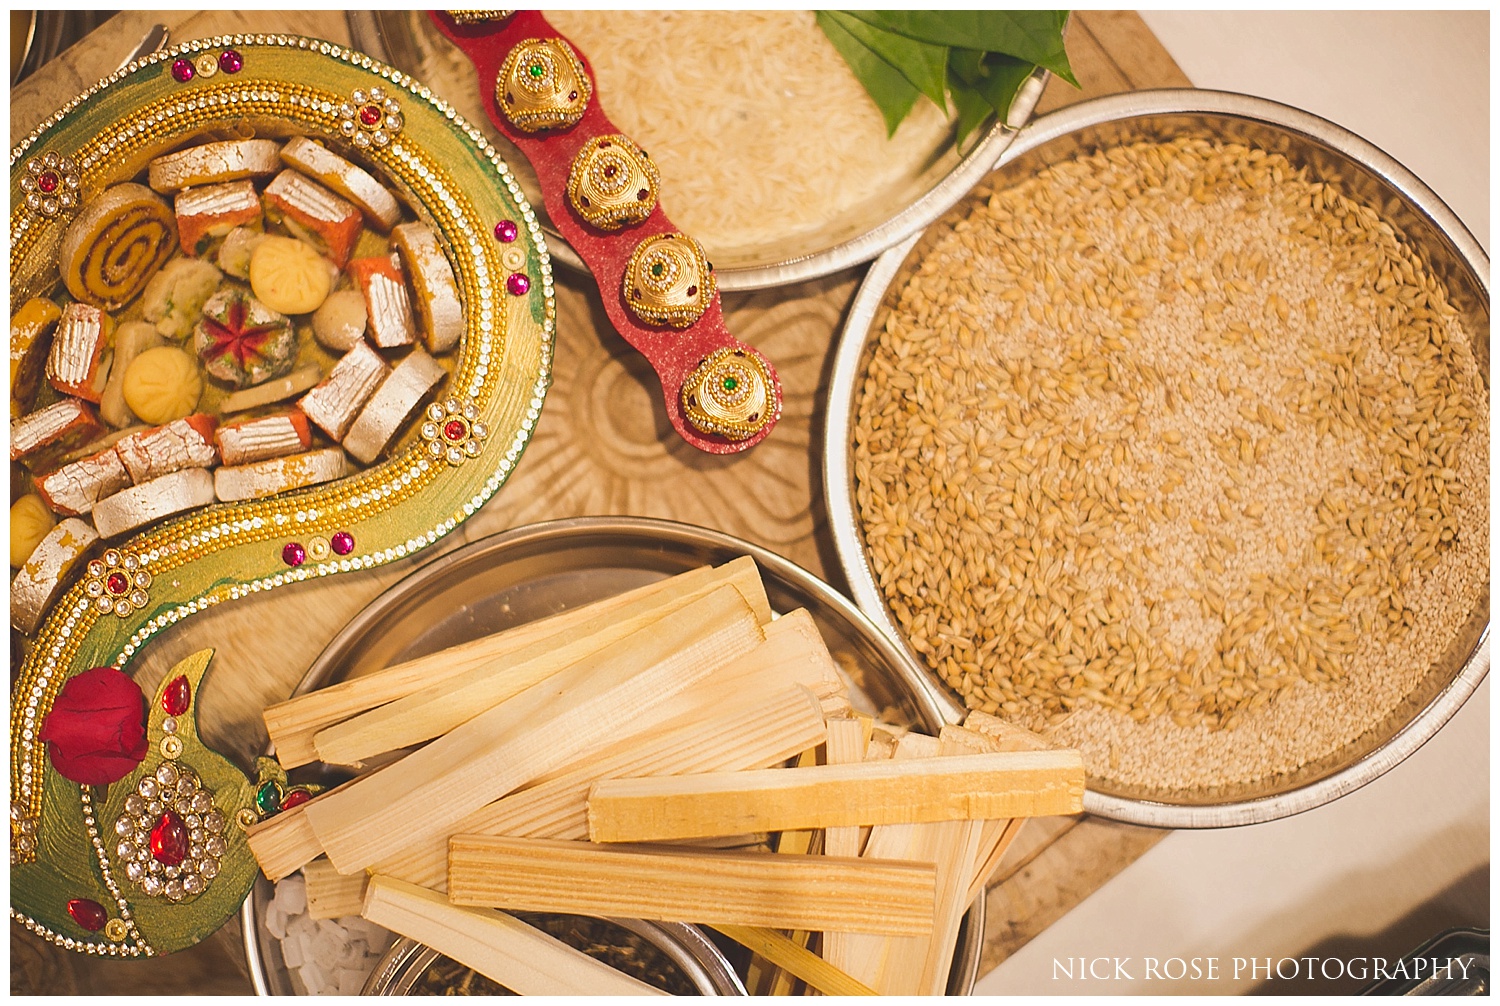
[10,34,553,957]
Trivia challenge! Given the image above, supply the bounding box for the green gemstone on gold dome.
[650,262,665,278]
[254,781,282,815]
[722,377,738,391]
[527,62,546,79]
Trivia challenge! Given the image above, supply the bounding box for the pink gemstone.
[218,49,243,73]
[171,58,194,83]
[360,104,383,126]
[106,572,130,595]
[162,675,191,717]
[494,219,518,243]
[149,810,188,866]
[282,542,306,567]
[330,531,355,556]
[281,789,312,810]
[443,420,468,442]
[67,898,107,932]
[506,273,530,296]
[36,172,58,193]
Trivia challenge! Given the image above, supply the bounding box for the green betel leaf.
[817,11,920,136]
[847,10,1078,87]
[824,10,949,107]
[949,47,988,87]
[947,72,995,152]
[972,51,1036,121]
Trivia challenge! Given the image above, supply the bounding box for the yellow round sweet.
[249,236,333,315]
[10,495,57,568]
[123,346,202,425]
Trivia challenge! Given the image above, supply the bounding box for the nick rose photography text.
[1053,956,1477,982]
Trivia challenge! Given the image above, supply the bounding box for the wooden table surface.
[10,10,1189,994]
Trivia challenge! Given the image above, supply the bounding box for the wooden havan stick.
[303,585,764,874]
[313,558,774,767]
[820,716,871,975]
[587,748,1085,842]
[447,835,937,936]
[362,875,664,996]
[766,747,824,997]
[264,558,769,767]
[303,858,368,920]
[375,680,829,890]
[711,924,877,996]
[833,732,944,994]
[966,817,1028,904]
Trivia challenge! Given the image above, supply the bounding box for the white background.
[974,10,1490,996]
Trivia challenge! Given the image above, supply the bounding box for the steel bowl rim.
[822,87,1491,829]
[243,515,983,992]
[345,10,1049,292]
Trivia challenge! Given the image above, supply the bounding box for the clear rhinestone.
[141,876,162,897]
[161,717,177,735]
[189,827,204,844]
[137,778,158,800]
[164,880,184,902]
[182,874,204,895]
[96,596,115,613]
[191,792,213,815]
[146,800,162,816]
[199,858,219,879]
[125,862,144,883]
[204,835,225,857]
[155,763,178,787]
[184,814,201,830]
[114,817,133,836]
[164,865,179,879]
[203,810,223,833]
[139,847,153,863]
[86,581,104,597]
[426,403,444,421]
[124,794,144,815]
[130,590,149,606]
[177,776,196,799]
[116,840,133,859]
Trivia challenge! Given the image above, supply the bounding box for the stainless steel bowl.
[823,89,1490,828]
[243,516,985,993]
[346,11,1048,291]
[363,920,746,995]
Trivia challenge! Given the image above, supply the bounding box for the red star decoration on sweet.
[200,298,280,368]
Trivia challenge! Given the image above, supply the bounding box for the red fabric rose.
[37,666,149,785]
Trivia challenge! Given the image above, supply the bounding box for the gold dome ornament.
[622,233,715,328]
[681,348,775,440]
[567,135,660,231]
[496,38,592,132]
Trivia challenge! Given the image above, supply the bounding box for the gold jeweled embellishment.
[82,549,152,618]
[337,86,404,150]
[447,10,513,24]
[421,398,490,466]
[496,38,591,133]
[622,232,715,329]
[19,152,81,220]
[681,347,774,441]
[11,802,38,865]
[566,134,660,231]
[113,762,225,903]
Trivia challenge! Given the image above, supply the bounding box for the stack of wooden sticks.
[248,557,1085,995]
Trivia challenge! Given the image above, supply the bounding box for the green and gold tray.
[10,34,554,957]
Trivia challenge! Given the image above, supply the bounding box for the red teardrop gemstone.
[150,809,188,866]
[162,675,191,716]
[67,898,107,931]
[281,788,312,810]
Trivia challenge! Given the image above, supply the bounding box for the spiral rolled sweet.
[59,183,178,311]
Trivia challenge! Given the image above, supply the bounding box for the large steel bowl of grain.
[245,516,985,993]
[824,90,1489,828]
